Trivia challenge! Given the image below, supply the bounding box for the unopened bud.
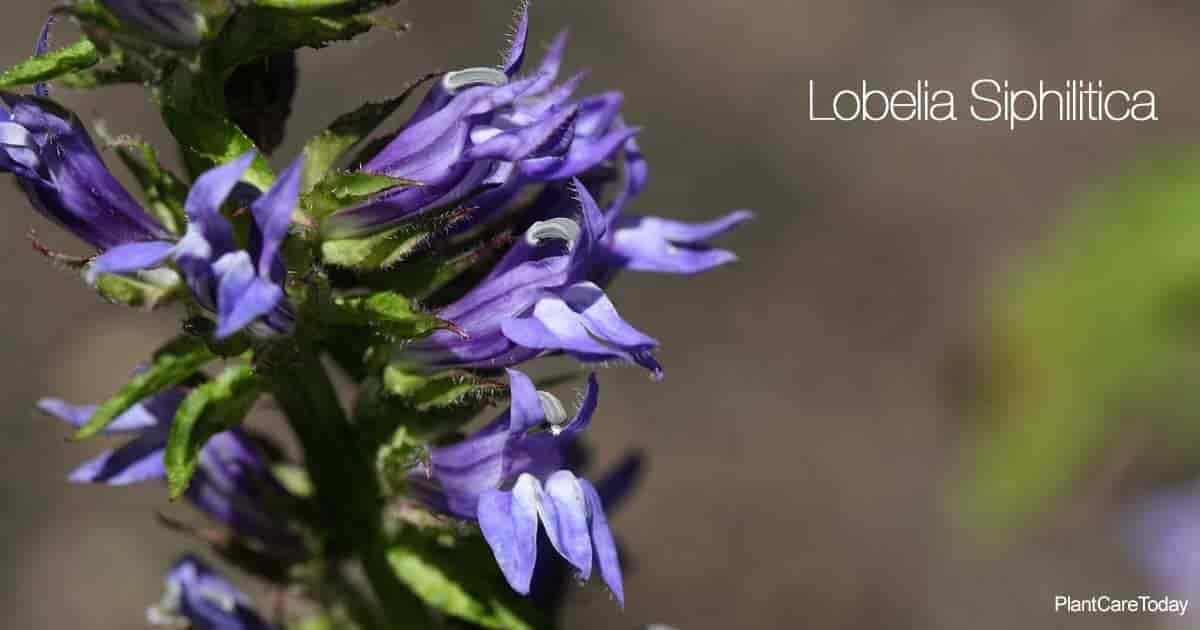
[100,0,208,48]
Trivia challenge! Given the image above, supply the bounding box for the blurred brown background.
[5,1,1200,628]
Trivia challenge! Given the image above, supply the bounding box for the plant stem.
[264,348,432,629]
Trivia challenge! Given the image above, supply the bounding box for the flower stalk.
[7,2,748,627]
[260,346,431,628]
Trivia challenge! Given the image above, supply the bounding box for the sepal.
[102,134,190,234]
[300,74,436,190]
[324,290,459,341]
[92,266,182,309]
[0,38,100,89]
[252,0,401,15]
[320,205,473,269]
[382,367,506,412]
[165,364,263,498]
[303,171,421,224]
[385,524,552,630]
[73,334,217,439]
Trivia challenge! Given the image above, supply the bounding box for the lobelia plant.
[3,2,748,628]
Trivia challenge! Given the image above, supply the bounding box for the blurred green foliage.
[958,145,1200,529]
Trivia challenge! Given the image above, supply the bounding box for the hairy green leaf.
[321,225,429,269]
[302,171,420,223]
[301,75,434,190]
[166,364,262,498]
[253,0,399,15]
[157,65,273,187]
[74,335,216,439]
[92,268,182,309]
[111,138,190,234]
[0,39,101,88]
[387,527,548,630]
[382,367,505,411]
[326,291,452,340]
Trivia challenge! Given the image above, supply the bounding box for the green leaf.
[166,364,262,498]
[957,145,1200,529]
[155,6,388,185]
[326,291,454,340]
[156,64,273,187]
[321,204,473,270]
[92,268,182,309]
[376,426,424,494]
[383,367,505,411]
[321,225,425,269]
[74,335,216,439]
[377,231,513,300]
[212,7,380,69]
[387,527,549,630]
[0,39,101,89]
[302,171,420,223]
[253,0,399,15]
[354,373,501,448]
[300,75,434,191]
[271,463,315,499]
[110,138,190,234]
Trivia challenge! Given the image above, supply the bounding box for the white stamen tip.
[197,586,238,614]
[524,218,580,249]
[442,67,509,94]
[537,390,569,433]
[146,582,185,628]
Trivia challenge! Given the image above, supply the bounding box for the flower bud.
[100,0,209,48]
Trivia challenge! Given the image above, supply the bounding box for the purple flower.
[601,210,752,275]
[147,555,273,630]
[409,369,624,604]
[0,93,171,251]
[522,175,752,281]
[100,0,207,48]
[1125,480,1200,597]
[90,152,304,339]
[596,147,752,276]
[323,6,639,238]
[401,180,662,378]
[39,390,302,553]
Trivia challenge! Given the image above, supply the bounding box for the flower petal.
[501,291,662,378]
[69,439,166,486]
[464,106,578,162]
[542,470,593,578]
[607,210,752,275]
[249,155,303,278]
[580,478,624,607]
[557,373,599,437]
[86,239,174,283]
[519,126,640,182]
[38,398,161,433]
[524,30,569,95]
[506,368,546,434]
[502,2,531,77]
[479,479,540,594]
[426,429,510,518]
[212,251,283,339]
[562,282,658,350]
[501,296,622,360]
[182,151,255,257]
